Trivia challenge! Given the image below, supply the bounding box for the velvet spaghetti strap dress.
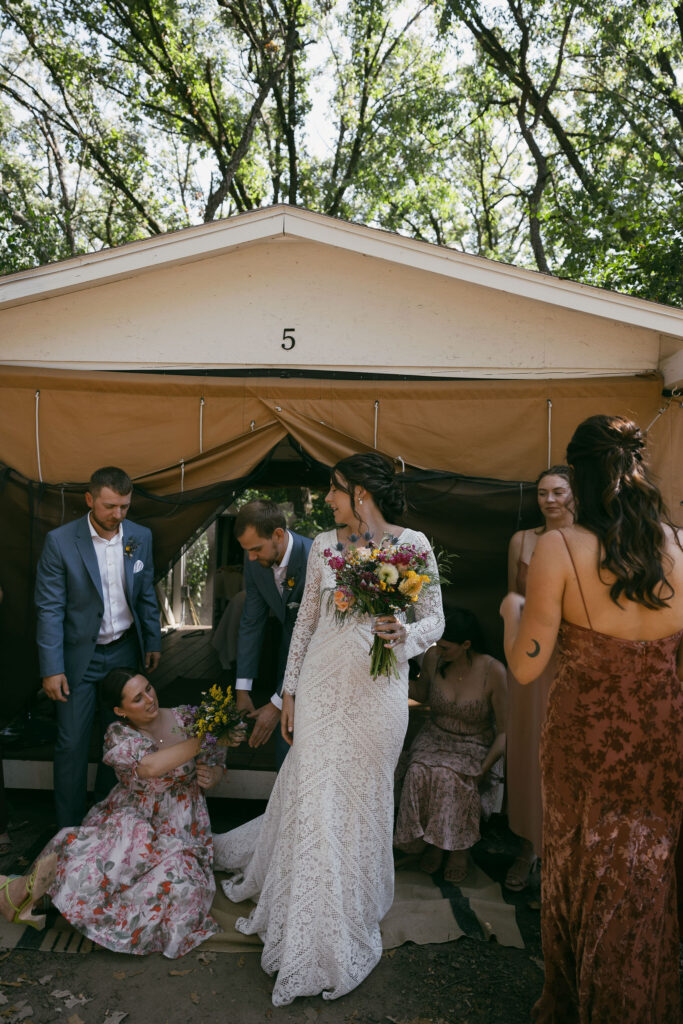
[534,532,683,1023]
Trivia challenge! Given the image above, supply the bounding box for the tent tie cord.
[180,458,185,493]
[645,399,672,434]
[546,398,553,470]
[374,400,379,449]
[199,397,205,454]
[34,390,43,483]
[517,481,524,530]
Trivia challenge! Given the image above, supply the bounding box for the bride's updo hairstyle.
[566,414,678,609]
[331,453,407,523]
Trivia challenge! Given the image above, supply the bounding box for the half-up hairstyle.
[331,453,407,524]
[566,415,678,609]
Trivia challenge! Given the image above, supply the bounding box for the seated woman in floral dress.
[39,669,231,958]
[394,610,507,883]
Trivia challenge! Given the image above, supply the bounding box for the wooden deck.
[154,625,225,692]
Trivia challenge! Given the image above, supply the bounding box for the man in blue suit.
[234,500,312,769]
[35,466,161,827]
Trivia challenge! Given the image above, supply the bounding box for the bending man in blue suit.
[234,500,312,770]
[35,466,161,827]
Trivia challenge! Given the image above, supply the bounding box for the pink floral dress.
[43,707,223,958]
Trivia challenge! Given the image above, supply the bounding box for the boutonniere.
[286,577,296,590]
[124,537,141,559]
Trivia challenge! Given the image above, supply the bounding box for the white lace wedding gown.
[213,528,444,1006]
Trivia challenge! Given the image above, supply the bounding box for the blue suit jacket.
[35,514,161,687]
[236,531,313,695]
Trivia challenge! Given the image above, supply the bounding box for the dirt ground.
[0,792,679,1024]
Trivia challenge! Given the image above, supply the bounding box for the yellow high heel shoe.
[0,853,57,931]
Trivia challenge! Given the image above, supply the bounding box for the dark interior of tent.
[0,438,540,764]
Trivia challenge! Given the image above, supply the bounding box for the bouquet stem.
[369,634,399,680]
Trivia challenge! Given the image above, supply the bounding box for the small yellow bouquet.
[190,684,249,747]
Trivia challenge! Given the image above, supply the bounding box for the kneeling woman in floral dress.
[40,669,228,958]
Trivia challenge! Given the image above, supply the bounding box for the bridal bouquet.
[323,535,435,679]
[190,684,249,747]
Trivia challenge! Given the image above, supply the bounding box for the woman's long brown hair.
[566,415,680,609]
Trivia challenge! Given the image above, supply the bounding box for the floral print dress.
[43,707,223,958]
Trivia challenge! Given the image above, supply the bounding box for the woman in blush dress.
[505,466,574,891]
[501,415,683,1023]
[39,669,231,958]
[214,453,444,1006]
[394,609,507,884]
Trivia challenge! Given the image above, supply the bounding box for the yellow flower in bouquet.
[191,684,248,746]
[398,570,430,602]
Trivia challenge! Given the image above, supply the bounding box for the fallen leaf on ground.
[37,976,52,986]
[103,1012,128,1024]
[383,949,397,958]
[66,1016,85,1024]
[64,996,92,1009]
[237,956,245,968]
[189,992,200,1005]
[51,991,72,999]
[10,1002,33,1021]
[112,971,126,981]
[196,951,216,965]
[168,969,192,977]
[0,991,7,1005]
[0,982,24,988]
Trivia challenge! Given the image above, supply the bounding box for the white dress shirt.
[236,530,294,710]
[88,514,134,644]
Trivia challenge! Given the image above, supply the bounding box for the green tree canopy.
[0,0,681,305]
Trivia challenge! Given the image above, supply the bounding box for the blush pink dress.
[506,531,555,855]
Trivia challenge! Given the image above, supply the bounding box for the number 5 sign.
[281,328,296,351]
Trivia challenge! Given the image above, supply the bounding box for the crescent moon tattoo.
[526,639,541,658]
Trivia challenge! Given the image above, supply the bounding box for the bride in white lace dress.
[213,454,444,1006]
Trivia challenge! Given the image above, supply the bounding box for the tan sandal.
[505,852,538,891]
[444,851,470,885]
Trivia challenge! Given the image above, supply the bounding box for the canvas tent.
[0,205,682,713]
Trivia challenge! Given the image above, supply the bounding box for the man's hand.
[247,701,281,748]
[281,692,295,746]
[235,690,256,716]
[145,651,161,672]
[43,674,69,702]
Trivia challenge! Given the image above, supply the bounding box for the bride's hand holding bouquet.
[324,534,438,679]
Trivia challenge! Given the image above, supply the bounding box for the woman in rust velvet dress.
[505,467,573,889]
[501,415,683,1024]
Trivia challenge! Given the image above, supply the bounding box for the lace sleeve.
[396,531,445,663]
[282,532,326,696]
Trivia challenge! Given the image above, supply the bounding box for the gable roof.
[1,204,682,339]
